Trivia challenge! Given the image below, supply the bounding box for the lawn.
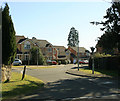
[79,68,102,75]
[82,67,118,77]
[2,72,44,99]
[12,65,56,69]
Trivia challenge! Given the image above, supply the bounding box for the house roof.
[17,38,28,44]
[70,47,86,53]
[54,46,66,55]
[54,46,66,49]
[31,39,52,47]
[16,35,25,43]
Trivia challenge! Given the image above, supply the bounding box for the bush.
[94,53,111,58]
[89,53,120,71]
[30,47,46,65]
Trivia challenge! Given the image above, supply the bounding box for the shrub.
[89,53,120,71]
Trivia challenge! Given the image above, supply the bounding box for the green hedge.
[89,54,120,70]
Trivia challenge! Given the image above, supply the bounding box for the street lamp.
[90,47,95,74]
[77,40,79,71]
[37,48,38,66]
[77,30,79,71]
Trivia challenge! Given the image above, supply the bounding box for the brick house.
[54,46,71,63]
[16,36,38,64]
[68,46,90,63]
[31,37,58,60]
[16,36,58,64]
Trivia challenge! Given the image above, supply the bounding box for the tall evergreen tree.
[2,3,16,65]
[67,27,79,47]
[2,3,17,82]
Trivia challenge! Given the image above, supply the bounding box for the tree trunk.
[3,65,12,83]
[2,66,7,82]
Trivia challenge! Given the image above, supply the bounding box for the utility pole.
[90,47,95,74]
[77,31,79,71]
[37,48,38,66]
[77,44,79,71]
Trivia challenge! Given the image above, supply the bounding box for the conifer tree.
[67,27,79,47]
[2,3,17,82]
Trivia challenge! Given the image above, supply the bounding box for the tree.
[2,3,17,82]
[67,27,79,47]
[90,47,95,54]
[30,47,46,65]
[90,2,120,54]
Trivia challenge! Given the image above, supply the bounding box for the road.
[12,64,120,100]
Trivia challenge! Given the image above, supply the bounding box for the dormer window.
[24,41,30,49]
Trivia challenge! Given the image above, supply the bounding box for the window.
[24,55,29,60]
[53,49,56,54]
[17,55,22,59]
[24,41,30,49]
[48,48,52,52]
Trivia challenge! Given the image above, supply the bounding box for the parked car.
[83,60,89,64]
[13,59,22,66]
[79,60,89,64]
[47,60,57,65]
[79,60,84,64]
[51,61,57,65]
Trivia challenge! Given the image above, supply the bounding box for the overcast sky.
[1,1,112,51]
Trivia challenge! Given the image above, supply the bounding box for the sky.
[1,0,112,51]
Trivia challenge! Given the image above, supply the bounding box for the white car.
[13,59,22,66]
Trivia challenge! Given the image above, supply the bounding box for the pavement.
[65,65,120,85]
[66,66,113,79]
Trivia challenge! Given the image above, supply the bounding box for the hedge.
[89,55,120,71]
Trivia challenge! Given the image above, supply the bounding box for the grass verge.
[12,65,56,69]
[79,68,102,75]
[94,68,118,77]
[2,72,44,99]
[83,67,118,77]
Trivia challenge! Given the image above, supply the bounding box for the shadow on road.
[19,77,120,100]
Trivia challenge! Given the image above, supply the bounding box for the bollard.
[21,65,26,80]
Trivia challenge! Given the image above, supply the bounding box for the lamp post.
[77,31,79,71]
[37,48,38,66]
[77,41,79,71]
[90,47,95,74]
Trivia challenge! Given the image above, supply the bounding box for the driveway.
[12,64,120,100]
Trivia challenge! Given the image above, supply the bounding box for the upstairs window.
[48,48,52,52]
[24,41,30,49]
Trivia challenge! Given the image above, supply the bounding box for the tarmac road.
[12,64,80,83]
[12,64,120,100]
